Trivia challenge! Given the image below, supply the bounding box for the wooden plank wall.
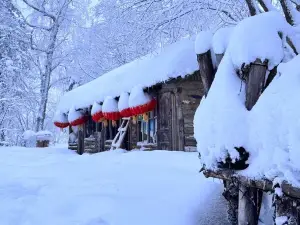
[156,72,204,151]
[177,77,203,149]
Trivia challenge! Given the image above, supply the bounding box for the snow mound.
[242,55,300,185]
[228,11,292,70]
[194,12,300,186]
[212,27,234,54]
[22,130,37,147]
[194,53,247,168]
[22,130,36,140]
[195,31,213,54]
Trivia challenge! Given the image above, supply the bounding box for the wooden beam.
[238,185,258,225]
[203,169,300,199]
[77,129,84,155]
[196,50,215,96]
[245,59,267,110]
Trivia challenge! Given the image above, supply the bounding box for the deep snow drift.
[0,146,229,225]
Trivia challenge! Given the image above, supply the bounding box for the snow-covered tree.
[0,0,34,144]
[20,0,91,132]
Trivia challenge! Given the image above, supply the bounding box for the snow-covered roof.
[57,37,198,113]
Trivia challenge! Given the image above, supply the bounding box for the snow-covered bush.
[22,130,36,147]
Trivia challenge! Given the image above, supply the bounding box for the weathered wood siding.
[156,72,204,151]
[175,73,203,150]
[129,121,139,150]
[157,87,183,150]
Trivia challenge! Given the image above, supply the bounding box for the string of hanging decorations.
[102,96,121,127]
[53,85,157,129]
[129,85,156,122]
[53,111,69,129]
[68,107,88,128]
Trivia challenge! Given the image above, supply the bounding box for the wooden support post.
[77,129,84,155]
[223,180,238,225]
[196,50,215,96]
[274,195,298,225]
[245,59,267,110]
[215,53,224,68]
[238,184,259,225]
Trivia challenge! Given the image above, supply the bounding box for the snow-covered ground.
[0,146,229,225]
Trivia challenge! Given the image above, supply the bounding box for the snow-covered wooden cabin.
[55,38,206,154]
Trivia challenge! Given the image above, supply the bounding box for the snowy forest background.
[0,0,299,146]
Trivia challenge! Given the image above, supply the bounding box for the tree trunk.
[196,50,215,96]
[279,0,295,25]
[245,0,258,16]
[35,23,59,131]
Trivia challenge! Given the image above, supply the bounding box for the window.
[138,110,157,144]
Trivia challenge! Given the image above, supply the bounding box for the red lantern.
[102,97,120,126]
[131,98,157,115]
[68,107,88,127]
[91,102,104,122]
[129,86,157,121]
[118,92,133,118]
[54,122,69,129]
[54,111,69,128]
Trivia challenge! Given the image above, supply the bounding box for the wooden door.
[157,91,178,150]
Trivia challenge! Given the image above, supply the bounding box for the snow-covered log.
[245,59,268,110]
[195,31,214,95]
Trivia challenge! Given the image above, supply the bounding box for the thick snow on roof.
[57,37,198,113]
